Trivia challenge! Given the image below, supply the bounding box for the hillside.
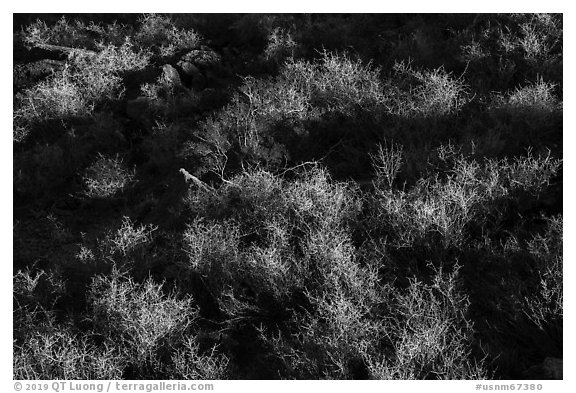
[13,13,562,380]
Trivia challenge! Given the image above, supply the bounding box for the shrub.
[65,39,151,104]
[515,14,562,61]
[182,216,292,315]
[187,166,359,239]
[14,327,125,379]
[258,225,383,379]
[23,17,96,49]
[184,166,380,378]
[186,168,284,228]
[22,16,133,49]
[490,78,560,128]
[284,166,361,233]
[458,14,562,92]
[218,75,310,166]
[264,27,298,64]
[169,337,230,379]
[280,51,386,115]
[370,141,404,189]
[182,218,241,300]
[106,216,158,257]
[82,154,136,198]
[13,268,67,341]
[72,39,151,74]
[13,268,124,379]
[183,166,362,318]
[88,269,194,369]
[366,265,487,379]
[387,60,469,119]
[369,147,561,248]
[14,39,150,136]
[14,269,66,309]
[305,51,386,114]
[261,288,383,379]
[14,65,92,123]
[135,14,200,58]
[524,216,563,331]
[196,51,386,170]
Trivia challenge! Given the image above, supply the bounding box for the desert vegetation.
[13,13,562,380]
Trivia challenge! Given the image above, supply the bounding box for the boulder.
[178,48,221,69]
[179,61,201,78]
[542,357,562,380]
[161,64,184,89]
[523,357,563,379]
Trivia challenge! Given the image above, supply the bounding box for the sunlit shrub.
[524,216,563,330]
[23,17,97,49]
[88,269,194,368]
[22,16,133,49]
[183,218,241,296]
[14,327,125,379]
[490,78,561,128]
[366,265,487,379]
[106,216,158,257]
[82,154,136,198]
[387,60,469,119]
[13,268,66,341]
[196,51,387,170]
[264,27,298,64]
[135,14,200,58]
[369,147,561,248]
[14,66,92,123]
[169,337,230,379]
[183,166,361,317]
[14,40,150,137]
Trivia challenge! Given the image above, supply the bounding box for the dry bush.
[135,14,200,58]
[14,40,150,140]
[82,154,136,198]
[366,265,487,379]
[524,216,563,330]
[368,147,561,248]
[490,78,561,128]
[387,60,470,119]
[14,328,125,379]
[88,269,195,369]
[169,337,230,379]
[22,16,133,49]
